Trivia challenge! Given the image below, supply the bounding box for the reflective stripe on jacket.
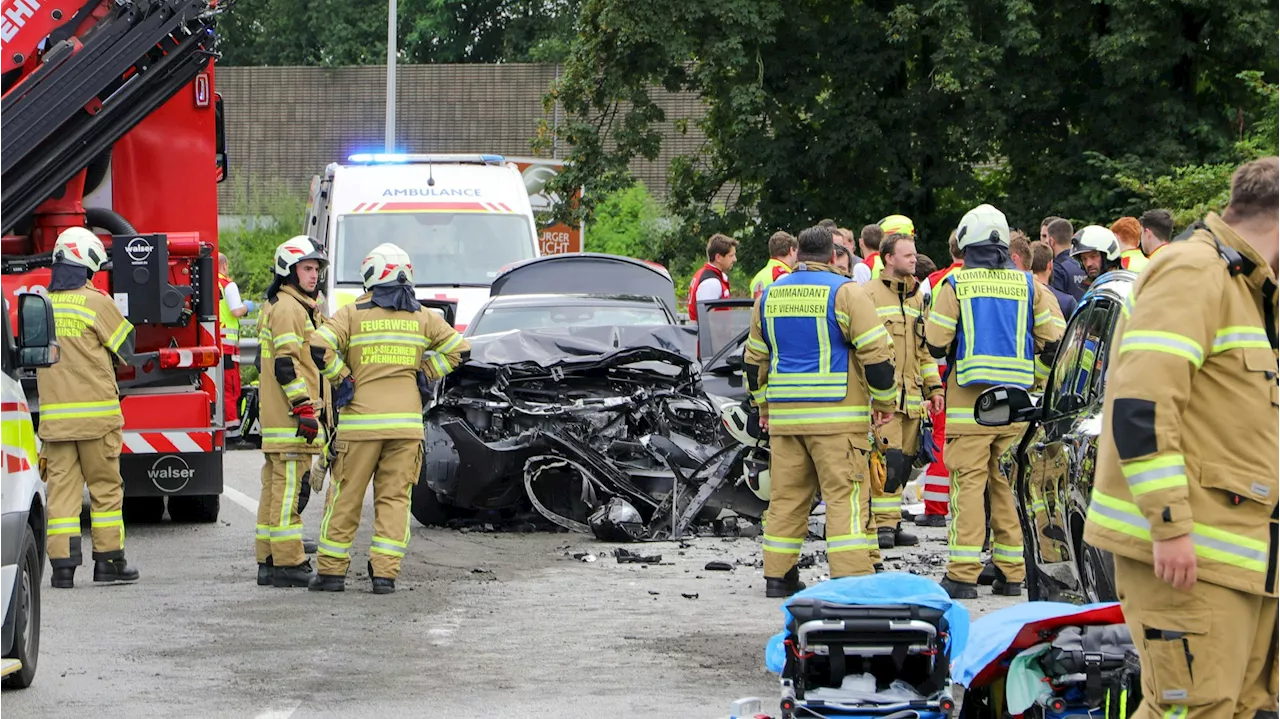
[1083,213,1279,596]
[218,274,241,358]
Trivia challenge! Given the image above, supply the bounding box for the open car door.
[696,298,755,403]
[489,253,677,318]
[417,298,458,329]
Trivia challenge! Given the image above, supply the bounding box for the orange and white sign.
[508,157,584,255]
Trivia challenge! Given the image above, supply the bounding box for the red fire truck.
[1,0,227,521]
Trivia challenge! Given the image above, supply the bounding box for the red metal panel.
[122,393,209,429]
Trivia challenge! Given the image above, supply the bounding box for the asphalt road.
[4,449,1021,718]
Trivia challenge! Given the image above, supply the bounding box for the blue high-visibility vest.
[760,270,852,402]
[947,268,1036,388]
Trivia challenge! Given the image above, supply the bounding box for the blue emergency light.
[346,153,507,166]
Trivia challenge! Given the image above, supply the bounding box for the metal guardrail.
[239,336,259,367]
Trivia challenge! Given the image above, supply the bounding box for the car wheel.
[1079,543,1117,603]
[166,495,220,523]
[123,496,166,524]
[3,529,41,689]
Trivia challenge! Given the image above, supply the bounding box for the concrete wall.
[216,64,707,211]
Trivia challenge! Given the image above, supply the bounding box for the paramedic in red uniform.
[687,234,738,322]
[218,253,254,436]
[916,231,964,527]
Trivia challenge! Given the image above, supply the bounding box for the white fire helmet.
[361,243,414,289]
[273,235,328,277]
[955,204,1011,250]
[53,227,107,272]
[1070,225,1122,261]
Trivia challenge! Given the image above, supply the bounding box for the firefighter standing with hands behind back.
[925,204,1063,599]
[255,236,329,588]
[1084,157,1279,719]
[308,243,469,594]
[40,227,140,588]
[745,225,898,598]
[864,232,944,559]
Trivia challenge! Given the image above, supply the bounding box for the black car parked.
[975,270,1137,604]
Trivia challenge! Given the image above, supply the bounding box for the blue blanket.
[764,573,971,674]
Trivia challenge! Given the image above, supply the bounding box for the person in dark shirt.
[1043,217,1085,301]
[1031,240,1076,319]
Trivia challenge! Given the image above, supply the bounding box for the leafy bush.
[220,182,309,313]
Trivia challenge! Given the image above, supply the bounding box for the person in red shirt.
[916,231,963,527]
[687,233,737,322]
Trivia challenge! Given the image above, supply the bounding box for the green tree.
[540,0,1277,272]
[218,0,580,66]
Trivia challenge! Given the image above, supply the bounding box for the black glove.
[297,470,312,513]
[882,448,910,494]
[291,403,320,444]
[334,376,355,409]
[416,370,434,405]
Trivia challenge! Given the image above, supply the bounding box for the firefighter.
[750,231,798,298]
[925,204,1064,599]
[256,236,328,588]
[308,243,469,594]
[218,253,255,437]
[744,225,898,597]
[864,232,944,557]
[40,227,140,588]
[1070,225,1123,292]
[1083,157,1279,719]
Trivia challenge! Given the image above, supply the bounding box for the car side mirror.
[17,293,59,368]
[725,354,744,371]
[975,385,1038,426]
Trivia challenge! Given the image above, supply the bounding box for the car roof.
[481,293,666,308]
[1080,269,1136,305]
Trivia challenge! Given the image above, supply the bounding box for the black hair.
[796,225,835,263]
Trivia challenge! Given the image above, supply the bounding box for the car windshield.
[334,212,535,286]
[469,303,670,335]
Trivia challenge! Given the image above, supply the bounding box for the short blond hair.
[1224,157,1279,222]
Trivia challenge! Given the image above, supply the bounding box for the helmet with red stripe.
[361,243,414,289]
[273,235,328,277]
[53,227,107,272]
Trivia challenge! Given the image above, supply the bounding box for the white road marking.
[254,700,301,719]
[222,485,259,514]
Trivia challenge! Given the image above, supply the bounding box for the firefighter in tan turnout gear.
[744,225,898,598]
[40,227,140,588]
[925,204,1064,599]
[256,236,329,588]
[864,232,944,561]
[308,243,469,594]
[1083,157,1280,719]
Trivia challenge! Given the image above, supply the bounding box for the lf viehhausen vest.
[760,270,851,402]
[947,268,1036,388]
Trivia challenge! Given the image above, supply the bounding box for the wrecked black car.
[974,271,1136,603]
[412,254,766,539]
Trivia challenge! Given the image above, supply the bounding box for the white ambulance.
[305,154,541,329]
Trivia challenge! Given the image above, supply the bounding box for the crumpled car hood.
[461,324,698,374]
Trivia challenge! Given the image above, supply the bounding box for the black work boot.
[977,561,999,586]
[893,526,919,547]
[257,557,274,586]
[303,537,318,555]
[939,576,978,599]
[94,558,140,583]
[371,577,396,595]
[873,563,885,574]
[877,526,896,550]
[273,560,314,588]
[51,567,75,589]
[309,573,346,592]
[914,514,946,528]
[992,577,1023,596]
[765,566,806,598]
